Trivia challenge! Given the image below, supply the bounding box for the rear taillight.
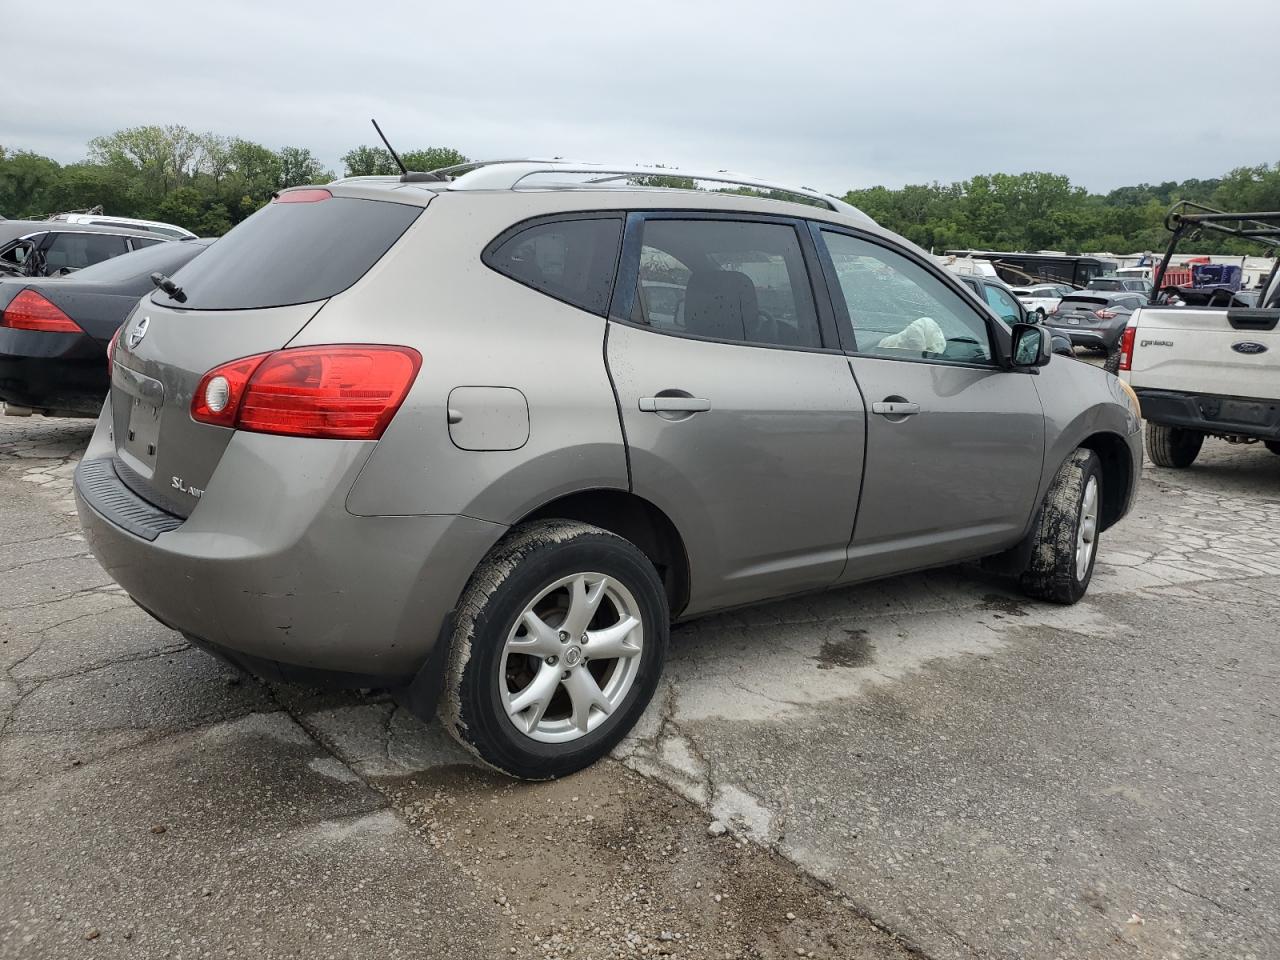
[1118,322,1137,372]
[191,345,421,440]
[1094,308,1117,320]
[1,290,82,333]
[107,325,123,376]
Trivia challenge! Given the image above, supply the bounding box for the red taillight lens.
[107,324,123,375]
[1118,324,1137,372]
[191,345,421,439]
[191,353,271,428]
[1,289,82,333]
[273,188,332,204]
[1094,308,1117,320]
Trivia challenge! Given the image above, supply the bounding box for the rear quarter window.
[152,195,421,310]
[484,217,623,316]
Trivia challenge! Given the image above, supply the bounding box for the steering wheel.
[1206,288,1234,307]
[752,308,778,342]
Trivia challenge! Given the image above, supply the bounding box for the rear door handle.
[639,397,712,413]
[871,400,920,416]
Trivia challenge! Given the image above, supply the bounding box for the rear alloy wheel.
[1035,307,1046,321]
[1146,423,1203,468]
[441,520,668,779]
[1019,448,1103,604]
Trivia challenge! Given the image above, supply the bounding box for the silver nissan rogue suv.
[75,161,1142,778]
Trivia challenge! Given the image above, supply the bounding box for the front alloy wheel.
[1075,475,1099,581]
[1019,447,1104,604]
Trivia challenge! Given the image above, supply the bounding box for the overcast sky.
[9,0,1278,194]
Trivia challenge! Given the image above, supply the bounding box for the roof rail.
[426,159,869,220]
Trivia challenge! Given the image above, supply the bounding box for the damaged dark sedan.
[0,238,212,416]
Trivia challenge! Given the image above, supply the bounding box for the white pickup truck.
[1119,265,1279,467]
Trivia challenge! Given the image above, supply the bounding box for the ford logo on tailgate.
[1232,341,1268,355]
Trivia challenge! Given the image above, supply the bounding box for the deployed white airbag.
[878,316,946,355]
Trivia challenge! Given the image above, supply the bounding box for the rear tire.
[1102,350,1121,374]
[1265,441,1280,455]
[1146,423,1203,468]
[441,519,668,780]
[1019,448,1103,605]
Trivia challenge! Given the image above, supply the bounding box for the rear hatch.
[1127,306,1280,399]
[108,190,423,516]
[1053,295,1112,327]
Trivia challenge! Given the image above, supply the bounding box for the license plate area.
[1201,397,1277,427]
[111,363,166,473]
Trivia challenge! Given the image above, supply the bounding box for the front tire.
[1146,423,1203,468]
[1019,448,1103,605]
[441,520,669,779]
[1265,441,1280,455]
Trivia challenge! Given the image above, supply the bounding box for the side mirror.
[1011,322,1052,368]
[1050,333,1074,357]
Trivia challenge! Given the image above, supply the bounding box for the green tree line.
[844,167,1280,255]
[0,125,469,236]
[2,125,1278,254]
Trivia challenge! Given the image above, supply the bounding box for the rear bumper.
[0,330,107,415]
[74,400,506,685]
[1045,324,1119,350]
[1135,388,1280,441]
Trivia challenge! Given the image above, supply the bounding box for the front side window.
[630,219,821,348]
[486,217,623,316]
[42,232,128,272]
[821,230,992,364]
[983,284,1021,325]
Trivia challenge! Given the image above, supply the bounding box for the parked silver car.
[74,161,1142,778]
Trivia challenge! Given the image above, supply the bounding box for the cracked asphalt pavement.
[2,413,1277,959]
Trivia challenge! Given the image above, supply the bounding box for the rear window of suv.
[151,195,421,310]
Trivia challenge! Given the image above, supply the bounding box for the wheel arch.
[517,488,691,618]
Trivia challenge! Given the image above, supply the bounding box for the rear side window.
[68,238,209,284]
[630,219,821,348]
[153,195,421,310]
[44,233,128,272]
[485,217,623,316]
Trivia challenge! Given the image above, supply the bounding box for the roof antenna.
[371,118,408,176]
[370,118,447,183]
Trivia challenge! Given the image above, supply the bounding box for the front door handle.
[871,400,921,416]
[639,397,712,414]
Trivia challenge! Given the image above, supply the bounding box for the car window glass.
[631,219,821,348]
[43,233,128,272]
[0,241,31,265]
[487,217,623,316]
[984,285,1021,324]
[66,238,209,283]
[822,231,993,364]
[154,196,420,310]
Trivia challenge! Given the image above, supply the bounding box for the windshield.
[65,239,210,283]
